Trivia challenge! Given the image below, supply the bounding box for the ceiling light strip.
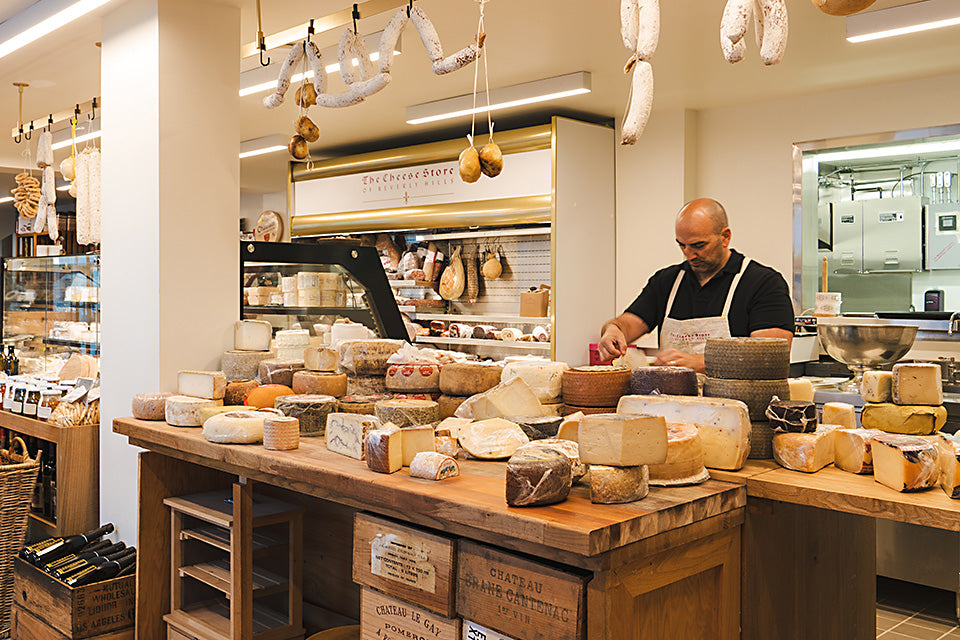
[0,0,115,60]
[846,0,960,42]
[241,0,405,58]
[240,50,395,97]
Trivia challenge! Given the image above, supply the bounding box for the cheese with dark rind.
[274,394,337,436]
[438,394,468,419]
[385,363,442,393]
[704,337,790,380]
[224,380,259,406]
[374,398,440,427]
[325,412,381,459]
[345,374,388,396]
[132,392,172,420]
[365,427,402,473]
[766,399,817,433]
[258,359,305,387]
[872,433,939,492]
[337,393,392,415]
[505,448,572,507]
[515,438,587,484]
[409,451,459,480]
[338,339,404,375]
[629,366,697,396]
[861,403,947,435]
[293,371,347,397]
[937,434,960,499]
[505,415,562,440]
[834,428,884,474]
[458,418,529,459]
[578,413,668,467]
[561,366,631,408]
[589,465,649,504]
[222,350,275,381]
[649,422,709,486]
[439,362,504,396]
[772,428,836,473]
[165,395,224,427]
[892,363,943,406]
[703,377,791,421]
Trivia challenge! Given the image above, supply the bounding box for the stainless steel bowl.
[817,322,918,391]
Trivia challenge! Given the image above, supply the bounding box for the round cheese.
[500,361,568,403]
[199,405,249,425]
[346,374,387,396]
[648,422,709,486]
[263,415,300,450]
[749,421,775,460]
[506,448,571,507]
[629,366,697,396]
[165,396,224,427]
[459,418,529,459]
[132,392,172,420]
[590,465,649,504]
[276,329,310,348]
[338,393,391,415]
[439,362,504,396]
[703,337,790,380]
[374,398,440,428]
[274,394,337,436]
[293,371,347,397]
[561,366,631,408]
[505,415,562,440]
[202,410,273,444]
[244,384,294,409]
[338,339,404,375]
[224,380,259,406]
[438,395,468,419]
[385,364,442,393]
[703,377,790,421]
[258,359,305,387]
[515,438,587,483]
[222,350,274,381]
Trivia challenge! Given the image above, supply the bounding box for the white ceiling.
[1,0,960,204]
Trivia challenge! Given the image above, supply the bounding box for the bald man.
[598,198,794,373]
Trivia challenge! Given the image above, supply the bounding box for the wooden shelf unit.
[164,484,304,640]
[0,410,99,539]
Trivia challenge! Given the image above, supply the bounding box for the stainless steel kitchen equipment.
[816,318,918,391]
[861,196,924,272]
[830,201,863,274]
[925,202,960,270]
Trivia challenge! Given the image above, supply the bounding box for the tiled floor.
[878,577,960,639]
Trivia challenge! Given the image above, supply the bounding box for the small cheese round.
[629,366,697,396]
[648,422,710,486]
[590,465,649,504]
[202,410,271,444]
[263,416,300,450]
[244,384,294,409]
[293,371,347,397]
[132,392,173,421]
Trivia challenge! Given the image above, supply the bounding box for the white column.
[99,0,239,542]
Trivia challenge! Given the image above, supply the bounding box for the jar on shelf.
[24,386,40,418]
[38,390,60,420]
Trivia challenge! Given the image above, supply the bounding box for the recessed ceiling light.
[846,0,960,43]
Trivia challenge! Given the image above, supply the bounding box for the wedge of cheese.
[365,426,402,473]
[617,394,750,470]
[325,413,381,460]
[834,428,884,474]
[578,413,667,467]
[772,427,836,473]
[822,402,856,429]
[400,426,436,466]
[892,363,943,406]
[178,371,227,400]
[937,434,960,499]
[860,371,893,403]
[872,433,939,492]
[455,377,542,421]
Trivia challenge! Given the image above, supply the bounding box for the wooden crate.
[12,557,134,639]
[462,620,516,640]
[360,588,459,640]
[456,541,588,640]
[352,513,457,617]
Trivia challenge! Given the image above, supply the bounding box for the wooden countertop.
[114,417,745,559]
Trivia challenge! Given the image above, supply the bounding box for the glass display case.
[241,241,407,340]
[2,253,100,375]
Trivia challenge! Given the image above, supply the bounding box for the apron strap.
[664,269,685,318]
[721,258,751,317]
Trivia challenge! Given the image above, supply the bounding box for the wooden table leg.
[741,498,876,640]
[231,478,253,640]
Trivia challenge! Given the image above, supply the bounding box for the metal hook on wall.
[353,4,360,33]
[47,115,53,132]
[89,97,97,120]
[12,82,29,144]
[24,122,33,141]
[256,0,270,67]
[14,126,22,144]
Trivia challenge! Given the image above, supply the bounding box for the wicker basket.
[0,437,40,636]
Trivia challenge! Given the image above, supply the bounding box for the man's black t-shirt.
[625,249,795,337]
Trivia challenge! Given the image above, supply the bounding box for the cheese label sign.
[370,532,437,593]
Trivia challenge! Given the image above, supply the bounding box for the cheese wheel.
[274,394,337,436]
[338,339,404,375]
[561,366,631,407]
[562,404,617,416]
[338,393,392,415]
[872,433,939,492]
[439,362,504,396]
[629,366,697,396]
[244,384,295,409]
[500,361,568,403]
[304,346,338,372]
[234,320,272,351]
[132,392,172,420]
[293,371,347,397]
[590,465,649,504]
[326,413,382,459]
[438,395,468,419]
[703,337,790,380]
[222,350,275,381]
[258,359,305,387]
[459,418,529,459]
[505,448,572,507]
[505,415,562,440]
[540,402,565,417]
[202,410,271,444]
[409,451,459,480]
[649,422,710,486]
[177,371,227,400]
[199,405,249,425]
[374,398,439,427]
[263,416,300,450]
[515,438,587,483]
[224,380,259,406]
[276,329,310,347]
[346,374,388,396]
[749,420,775,460]
[385,363,442,393]
[703,377,791,421]
[165,396,224,427]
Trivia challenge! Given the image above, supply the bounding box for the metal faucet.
[949,311,960,336]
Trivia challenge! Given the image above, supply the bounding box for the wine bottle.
[8,346,19,376]
[43,541,123,575]
[53,547,134,581]
[65,551,137,587]
[2,346,9,375]
[24,523,114,565]
[116,560,136,577]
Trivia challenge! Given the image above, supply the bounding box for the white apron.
[659,259,751,355]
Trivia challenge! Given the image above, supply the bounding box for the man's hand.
[598,325,628,362]
[653,349,705,374]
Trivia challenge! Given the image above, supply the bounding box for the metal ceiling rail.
[240,0,408,59]
[10,97,99,141]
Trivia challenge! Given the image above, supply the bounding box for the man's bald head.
[676,198,729,234]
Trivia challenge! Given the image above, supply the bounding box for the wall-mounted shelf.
[415,335,551,351]
[409,312,552,325]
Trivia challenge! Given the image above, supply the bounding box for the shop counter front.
[114,417,745,640]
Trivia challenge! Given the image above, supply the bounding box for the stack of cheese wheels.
[578,413,668,504]
[560,366,631,415]
[438,362,504,419]
[500,360,568,416]
[338,339,404,396]
[629,366,697,397]
[703,337,790,460]
[222,320,275,381]
[164,371,228,427]
[274,329,310,361]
